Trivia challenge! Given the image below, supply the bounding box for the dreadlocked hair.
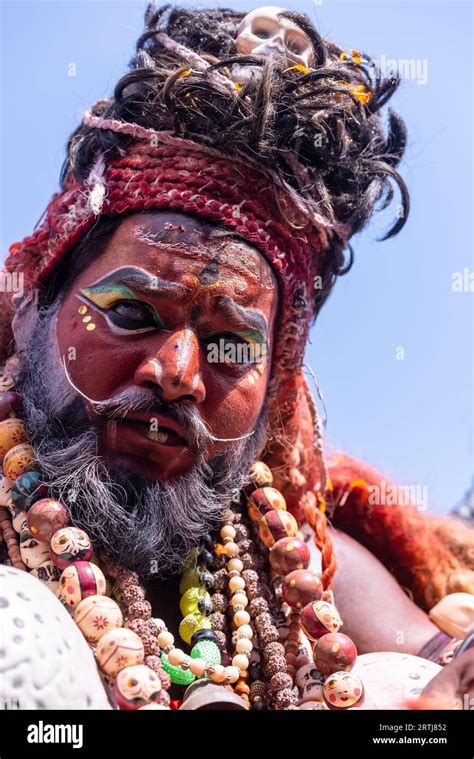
[62,3,409,318]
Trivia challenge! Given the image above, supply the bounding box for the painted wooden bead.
[248,461,273,488]
[269,536,311,576]
[0,419,26,459]
[73,594,124,644]
[282,569,322,609]
[258,510,298,548]
[0,472,13,506]
[0,371,15,394]
[301,600,342,641]
[113,664,162,710]
[3,443,35,480]
[19,534,50,569]
[50,526,93,569]
[0,359,17,383]
[323,671,365,709]
[30,559,61,593]
[12,508,28,534]
[58,561,106,609]
[248,486,286,522]
[11,470,47,511]
[314,633,357,677]
[296,663,325,703]
[0,391,21,421]
[27,499,69,542]
[5,497,19,520]
[96,628,144,677]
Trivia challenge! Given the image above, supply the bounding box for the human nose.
[134,328,206,403]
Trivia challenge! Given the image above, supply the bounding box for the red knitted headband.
[2,119,345,380]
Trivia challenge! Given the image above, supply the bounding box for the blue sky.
[1,0,472,514]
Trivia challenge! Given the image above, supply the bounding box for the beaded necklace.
[0,354,365,711]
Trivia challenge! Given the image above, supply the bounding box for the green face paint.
[238,328,266,346]
[79,283,164,328]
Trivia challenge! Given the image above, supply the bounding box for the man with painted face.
[1,4,473,712]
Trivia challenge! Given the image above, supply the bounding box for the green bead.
[179,569,201,595]
[179,613,211,645]
[160,653,196,686]
[191,640,221,668]
[179,587,211,617]
[11,471,47,511]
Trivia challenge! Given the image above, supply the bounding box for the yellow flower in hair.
[179,69,191,78]
[284,64,310,75]
[350,83,371,105]
[316,491,327,513]
[339,51,350,62]
[348,478,368,491]
[351,49,362,65]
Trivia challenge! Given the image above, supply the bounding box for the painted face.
[55,212,278,480]
[323,671,364,709]
[50,526,93,569]
[235,6,314,68]
[114,664,162,710]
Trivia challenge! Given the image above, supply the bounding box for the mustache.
[62,354,257,446]
[92,386,211,455]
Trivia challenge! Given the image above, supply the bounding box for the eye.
[252,23,272,39]
[287,35,306,55]
[106,300,159,331]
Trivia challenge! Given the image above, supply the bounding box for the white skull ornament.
[235,6,314,76]
[295,662,325,703]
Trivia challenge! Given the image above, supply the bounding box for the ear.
[11,289,39,355]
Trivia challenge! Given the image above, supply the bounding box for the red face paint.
[56,211,279,480]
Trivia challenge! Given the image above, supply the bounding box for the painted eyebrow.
[82,267,269,339]
[214,295,268,342]
[84,266,188,299]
